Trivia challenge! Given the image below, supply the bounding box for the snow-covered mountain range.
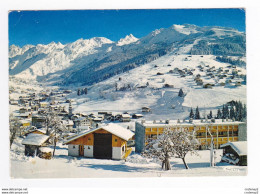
[9,24,245,86]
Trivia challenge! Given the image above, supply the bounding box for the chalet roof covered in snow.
[20,119,31,124]
[22,134,49,146]
[61,120,74,125]
[121,114,131,118]
[32,128,47,134]
[64,123,134,144]
[220,141,247,156]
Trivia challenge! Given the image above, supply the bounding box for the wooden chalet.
[120,114,131,122]
[132,114,143,119]
[32,115,46,128]
[22,134,50,156]
[142,107,151,113]
[203,83,214,89]
[26,128,47,136]
[220,141,247,166]
[64,123,134,160]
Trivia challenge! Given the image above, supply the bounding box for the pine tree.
[222,104,229,119]
[84,88,88,95]
[195,106,200,119]
[242,104,247,120]
[216,109,222,119]
[229,106,235,120]
[189,108,194,119]
[178,88,184,97]
[208,110,213,119]
[115,83,118,91]
[77,89,81,96]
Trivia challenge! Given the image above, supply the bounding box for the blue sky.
[9,9,245,47]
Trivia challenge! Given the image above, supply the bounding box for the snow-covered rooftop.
[22,134,49,146]
[64,123,134,144]
[121,114,131,118]
[139,119,244,127]
[62,120,74,125]
[220,141,247,156]
[32,128,47,134]
[20,119,31,124]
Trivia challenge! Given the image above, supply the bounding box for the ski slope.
[65,54,246,120]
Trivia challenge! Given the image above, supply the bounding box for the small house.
[235,81,242,86]
[20,119,31,127]
[17,112,32,119]
[98,112,113,119]
[220,141,247,166]
[32,115,46,128]
[10,100,19,105]
[74,117,92,127]
[157,72,164,75]
[132,114,143,119]
[120,114,131,122]
[142,107,151,113]
[163,83,174,88]
[62,120,74,130]
[22,133,50,156]
[19,107,31,113]
[203,83,213,89]
[64,123,134,160]
[28,128,47,135]
[39,102,49,108]
[219,82,226,86]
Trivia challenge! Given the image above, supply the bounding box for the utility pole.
[207,125,215,167]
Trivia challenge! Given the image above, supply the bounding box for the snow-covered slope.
[9,24,245,85]
[63,52,246,120]
[9,37,114,80]
[116,34,138,46]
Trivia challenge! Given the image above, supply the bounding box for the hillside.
[61,53,246,120]
[9,24,245,86]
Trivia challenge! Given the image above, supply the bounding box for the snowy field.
[9,53,246,121]
[10,138,247,178]
[8,53,247,178]
[62,54,246,120]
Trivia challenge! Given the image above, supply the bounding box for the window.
[73,145,75,149]
[115,139,117,142]
[151,134,157,139]
[122,146,125,152]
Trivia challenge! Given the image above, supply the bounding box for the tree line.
[77,88,88,96]
[189,100,247,121]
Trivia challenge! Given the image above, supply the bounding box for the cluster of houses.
[165,58,246,89]
[10,86,247,166]
[10,87,152,160]
[196,63,245,88]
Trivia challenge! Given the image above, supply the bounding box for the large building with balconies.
[135,119,246,153]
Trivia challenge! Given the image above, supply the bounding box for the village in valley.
[9,53,247,178]
[8,9,247,178]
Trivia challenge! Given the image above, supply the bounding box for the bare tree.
[169,129,199,169]
[9,114,21,148]
[142,128,175,170]
[143,128,199,170]
[44,109,66,156]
